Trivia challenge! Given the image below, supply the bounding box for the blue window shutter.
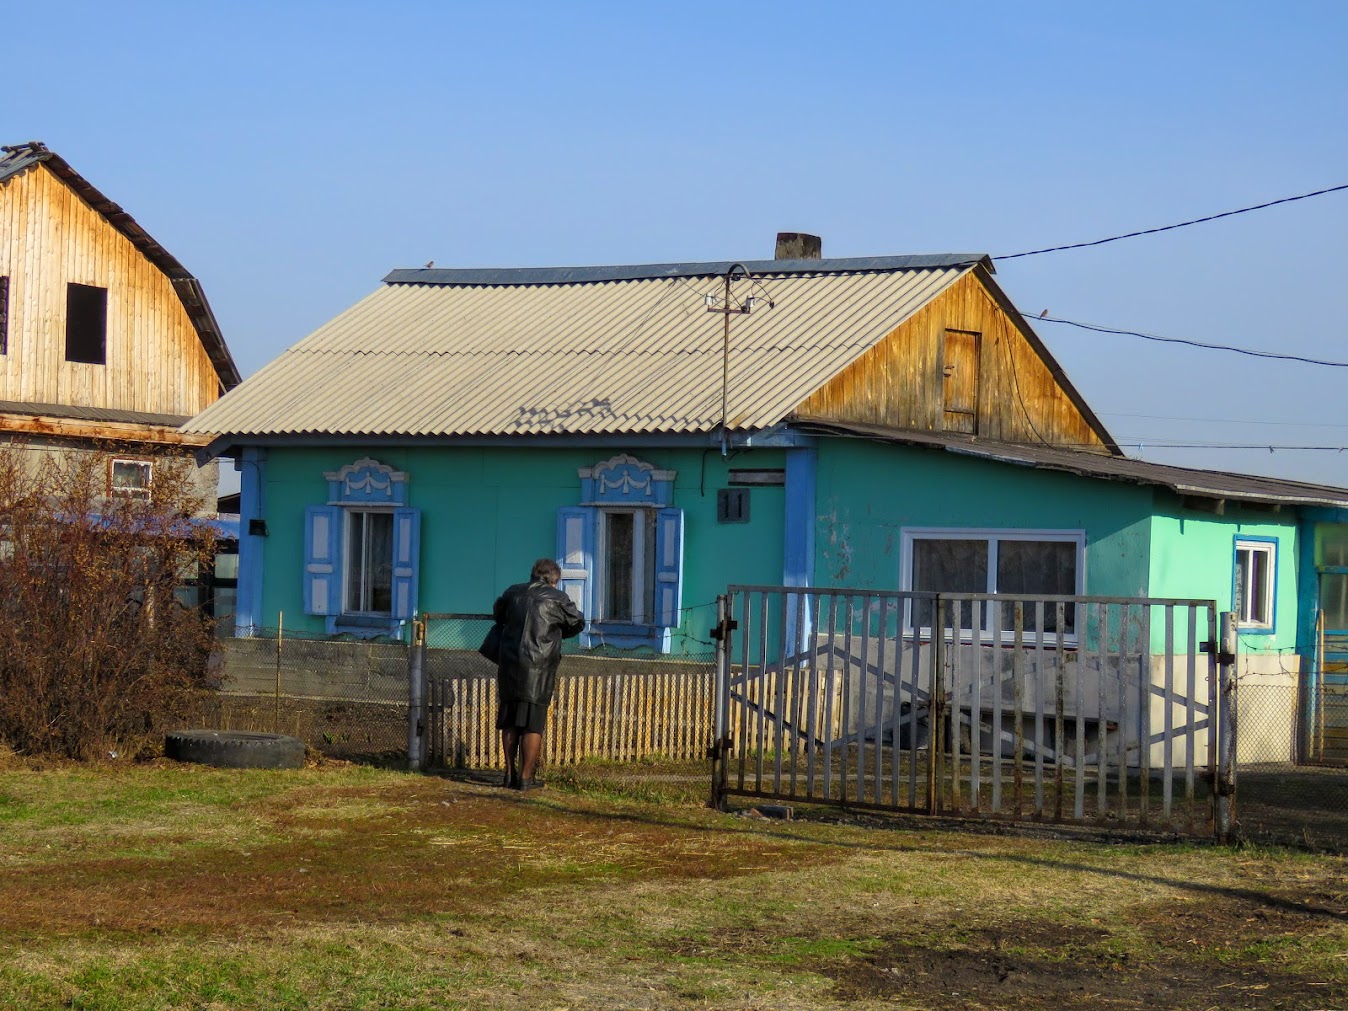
[391,507,420,620]
[556,506,596,620]
[303,505,341,616]
[654,508,684,628]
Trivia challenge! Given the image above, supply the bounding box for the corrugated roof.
[798,419,1348,509]
[185,260,980,439]
[0,141,241,392]
[0,400,191,428]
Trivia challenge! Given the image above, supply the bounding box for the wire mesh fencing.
[198,626,411,761]
[1233,660,1348,851]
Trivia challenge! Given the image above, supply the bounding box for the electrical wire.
[1033,314,1348,368]
[996,182,1348,260]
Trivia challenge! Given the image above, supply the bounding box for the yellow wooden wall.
[793,270,1110,452]
[0,163,221,416]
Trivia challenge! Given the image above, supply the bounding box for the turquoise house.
[184,238,1348,758]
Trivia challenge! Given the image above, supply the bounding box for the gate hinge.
[709,618,739,641]
[706,735,734,759]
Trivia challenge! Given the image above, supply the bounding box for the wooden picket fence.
[425,665,715,770]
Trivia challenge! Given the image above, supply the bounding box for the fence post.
[1215,611,1238,843]
[709,594,733,810]
[407,617,427,772]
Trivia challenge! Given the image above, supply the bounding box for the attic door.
[942,329,981,434]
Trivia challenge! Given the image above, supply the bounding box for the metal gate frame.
[711,586,1238,839]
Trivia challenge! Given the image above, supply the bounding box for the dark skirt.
[496,697,549,735]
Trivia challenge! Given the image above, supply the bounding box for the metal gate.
[710,586,1235,837]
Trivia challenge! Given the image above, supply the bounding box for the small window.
[1235,539,1276,631]
[0,276,9,355]
[718,488,750,523]
[66,283,107,364]
[110,458,152,500]
[345,509,395,614]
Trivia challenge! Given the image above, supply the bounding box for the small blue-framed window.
[1233,536,1277,634]
[304,458,419,639]
[558,454,683,652]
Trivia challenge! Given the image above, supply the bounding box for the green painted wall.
[812,440,1154,596]
[1148,495,1300,652]
[256,445,786,653]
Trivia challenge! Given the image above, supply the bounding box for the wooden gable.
[0,158,224,421]
[792,266,1116,453]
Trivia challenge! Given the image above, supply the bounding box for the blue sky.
[8,1,1348,485]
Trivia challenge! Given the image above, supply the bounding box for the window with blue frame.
[303,458,419,637]
[557,454,683,652]
[1234,537,1276,632]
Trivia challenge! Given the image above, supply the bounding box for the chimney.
[774,232,822,260]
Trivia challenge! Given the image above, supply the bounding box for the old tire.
[164,730,306,770]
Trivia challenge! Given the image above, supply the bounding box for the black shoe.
[517,777,545,792]
[503,770,520,789]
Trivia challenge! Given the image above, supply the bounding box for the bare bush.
[0,445,218,759]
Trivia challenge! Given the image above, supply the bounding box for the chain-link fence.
[198,627,411,762]
[1233,649,1348,851]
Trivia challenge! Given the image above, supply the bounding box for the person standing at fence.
[493,558,585,791]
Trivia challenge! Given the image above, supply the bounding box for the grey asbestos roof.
[0,141,241,392]
[185,256,989,439]
[799,419,1348,509]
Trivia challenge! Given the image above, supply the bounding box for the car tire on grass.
[164,730,306,769]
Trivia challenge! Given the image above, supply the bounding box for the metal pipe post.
[407,617,426,772]
[1215,611,1238,843]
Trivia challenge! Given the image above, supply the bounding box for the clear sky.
[7,1,1348,486]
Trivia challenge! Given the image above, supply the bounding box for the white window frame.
[343,507,395,616]
[899,527,1086,642]
[595,507,655,625]
[110,457,152,500]
[1234,538,1276,632]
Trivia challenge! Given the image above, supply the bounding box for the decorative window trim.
[560,454,683,652]
[899,527,1086,643]
[1233,537,1277,634]
[305,458,418,639]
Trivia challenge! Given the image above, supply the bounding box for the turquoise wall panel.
[1148,498,1300,653]
[812,440,1154,596]
[256,445,785,654]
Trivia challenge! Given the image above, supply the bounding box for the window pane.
[912,539,987,629]
[367,512,394,613]
[214,551,239,581]
[605,512,634,621]
[346,512,366,612]
[1237,544,1273,627]
[1321,573,1348,631]
[1317,524,1348,567]
[998,540,1077,633]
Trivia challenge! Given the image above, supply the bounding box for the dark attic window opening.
[65,282,107,365]
[718,487,750,524]
[0,276,8,354]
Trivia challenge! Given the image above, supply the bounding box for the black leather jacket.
[493,580,585,704]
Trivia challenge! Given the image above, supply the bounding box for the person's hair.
[530,558,562,584]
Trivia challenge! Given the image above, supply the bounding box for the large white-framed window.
[558,454,684,652]
[1234,537,1276,632]
[900,528,1085,639]
[303,458,419,638]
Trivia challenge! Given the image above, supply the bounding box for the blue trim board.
[783,446,816,588]
[236,447,267,636]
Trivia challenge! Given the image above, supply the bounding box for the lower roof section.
[794,418,1348,511]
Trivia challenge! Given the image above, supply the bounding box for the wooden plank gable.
[0,161,221,419]
[792,267,1115,453]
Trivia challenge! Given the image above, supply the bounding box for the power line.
[1033,313,1348,368]
[1102,411,1348,429]
[996,182,1348,260]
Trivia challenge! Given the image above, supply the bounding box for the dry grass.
[0,760,1345,1009]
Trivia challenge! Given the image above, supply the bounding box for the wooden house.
[0,141,240,502]
[184,233,1348,762]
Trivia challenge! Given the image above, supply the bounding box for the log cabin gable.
[791,267,1118,454]
[0,144,239,424]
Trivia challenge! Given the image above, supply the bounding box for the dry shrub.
[0,445,218,759]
